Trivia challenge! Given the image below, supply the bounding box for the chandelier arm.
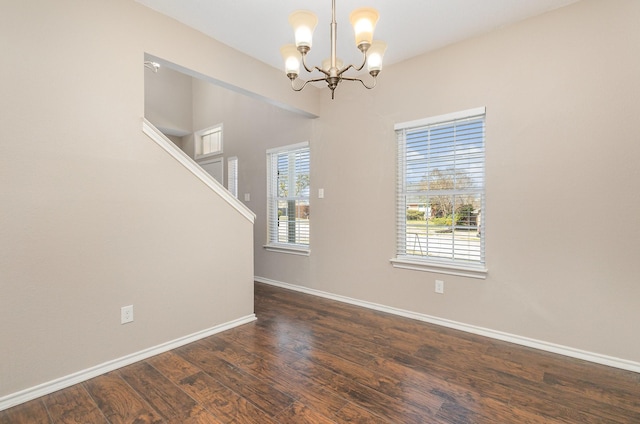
[337,49,368,77]
[300,53,315,74]
[300,53,330,76]
[291,76,328,92]
[353,48,369,72]
[337,64,355,77]
[316,67,330,77]
[340,75,378,90]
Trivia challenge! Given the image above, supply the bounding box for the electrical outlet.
[244,193,250,202]
[318,188,325,198]
[121,305,134,324]
[435,280,444,294]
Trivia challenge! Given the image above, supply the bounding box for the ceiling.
[136,0,579,73]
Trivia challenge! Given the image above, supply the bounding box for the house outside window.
[392,107,487,278]
[265,142,310,255]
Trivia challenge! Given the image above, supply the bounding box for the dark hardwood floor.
[2,282,639,423]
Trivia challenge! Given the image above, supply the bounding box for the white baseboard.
[0,314,256,412]
[255,276,640,374]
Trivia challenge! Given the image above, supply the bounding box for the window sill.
[390,257,487,279]
[264,244,310,256]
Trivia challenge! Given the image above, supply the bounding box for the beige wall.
[254,0,640,364]
[0,0,290,399]
[144,65,193,136]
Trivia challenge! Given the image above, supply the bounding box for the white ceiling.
[136,0,579,72]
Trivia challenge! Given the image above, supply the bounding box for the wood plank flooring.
[2,282,639,423]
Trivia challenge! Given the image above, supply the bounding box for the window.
[227,156,238,198]
[265,142,310,255]
[195,124,223,158]
[393,107,486,278]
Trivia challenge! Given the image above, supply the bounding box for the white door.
[199,157,224,185]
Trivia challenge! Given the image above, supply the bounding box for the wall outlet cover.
[121,305,134,324]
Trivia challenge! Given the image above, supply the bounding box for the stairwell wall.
[0,0,301,401]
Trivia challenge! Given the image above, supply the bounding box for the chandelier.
[280,0,387,99]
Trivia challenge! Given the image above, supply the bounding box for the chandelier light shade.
[281,0,386,99]
[366,40,387,74]
[289,10,318,50]
[349,8,379,50]
[280,44,301,77]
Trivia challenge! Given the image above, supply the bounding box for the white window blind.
[266,142,310,251]
[195,124,223,158]
[227,156,238,198]
[395,108,485,270]
[202,129,221,155]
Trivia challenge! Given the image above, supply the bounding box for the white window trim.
[263,244,311,256]
[194,123,223,160]
[266,141,309,155]
[264,141,310,255]
[390,257,487,279]
[392,107,487,278]
[394,107,486,131]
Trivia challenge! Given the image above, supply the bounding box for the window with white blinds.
[202,129,221,155]
[266,142,310,254]
[227,156,238,198]
[394,107,486,274]
[195,124,223,158]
